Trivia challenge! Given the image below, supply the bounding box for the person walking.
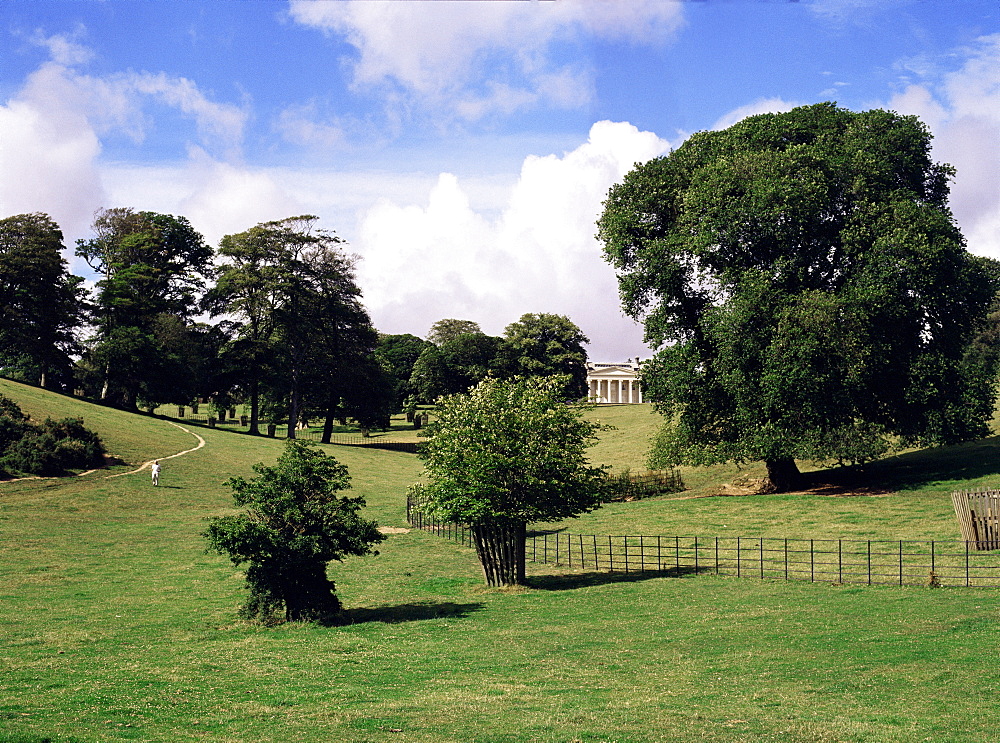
[151,460,161,486]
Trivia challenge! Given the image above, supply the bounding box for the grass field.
[2,379,1000,743]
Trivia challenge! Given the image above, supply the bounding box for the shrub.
[0,410,106,477]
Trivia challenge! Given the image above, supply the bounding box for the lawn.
[2,379,1000,743]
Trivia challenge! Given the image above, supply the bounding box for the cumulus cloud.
[102,150,303,249]
[0,33,250,252]
[711,97,802,131]
[287,0,684,122]
[353,121,670,359]
[887,34,1000,259]
[0,60,107,243]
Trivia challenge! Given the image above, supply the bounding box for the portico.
[586,361,643,404]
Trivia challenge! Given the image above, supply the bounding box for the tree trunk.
[764,458,802,493]
[471,519,527,587]
[281,564,341,623]
[322,408,334,444]
[248,378,260,435]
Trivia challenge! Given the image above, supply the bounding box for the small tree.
[411,376,607,587]
[204,441,384,623]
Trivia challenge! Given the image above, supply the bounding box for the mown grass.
[3,380,1000,743]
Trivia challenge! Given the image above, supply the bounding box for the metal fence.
[406,501,1000,588]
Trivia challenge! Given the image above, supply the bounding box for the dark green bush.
[0,393,106,477]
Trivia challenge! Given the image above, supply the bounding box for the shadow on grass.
[528,565,702,591]
[338,601,484,625]
[527,526,567,538]
[807,435,1000,494]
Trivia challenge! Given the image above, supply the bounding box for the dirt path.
[105,421,207,479]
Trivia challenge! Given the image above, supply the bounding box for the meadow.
[2,378,1000,743]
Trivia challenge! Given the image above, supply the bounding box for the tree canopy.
[208,216,385,438]
[204,441,384,623]
[411,376,606,586]
[0,213,85,389]
[597,102,998,491]
[76,208,214,409]
[501,313,590,400]
[426,318,482,346]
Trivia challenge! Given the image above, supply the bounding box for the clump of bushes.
[0,394,106,477]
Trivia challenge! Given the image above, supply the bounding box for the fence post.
[694,536,699,574]
[760,538,764,579]
[810,539,815,582]
[899,540,903,586]
[867,541,872,585]
[609,535,614,572]
[715,537,719,575]
[966,540,970,587]
[838,540,843,584]
[593,535,598,571]
[737,537,741,578]
[784,538,788,580]
[623,536,629,573]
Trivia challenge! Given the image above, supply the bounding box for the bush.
[0,394,106,476]
[204,441,384,624]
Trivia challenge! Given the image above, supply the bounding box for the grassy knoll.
[3,382,1000,742]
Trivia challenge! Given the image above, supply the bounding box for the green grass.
[3,380,1000,742]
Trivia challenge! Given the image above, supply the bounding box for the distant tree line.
[0,210,590,435]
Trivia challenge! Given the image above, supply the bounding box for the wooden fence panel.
[952,490,1000,550]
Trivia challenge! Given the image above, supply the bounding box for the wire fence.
[406,499,1000,588]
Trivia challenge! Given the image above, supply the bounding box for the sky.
[2,0,999,360]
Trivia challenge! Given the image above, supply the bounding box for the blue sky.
[2,0,999,358]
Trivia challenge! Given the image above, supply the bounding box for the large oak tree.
[597,103,998,491]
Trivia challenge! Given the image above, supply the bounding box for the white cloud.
[0,34,250,253]
[288,0,684,122]
[275,102,346,149]
[0,62,107,244]
[353,120,670,359]
[887,34,1000,259]
[31,28,94,66]
[711,97,802,131]
[103,150,303,250]
[128,72,248,157]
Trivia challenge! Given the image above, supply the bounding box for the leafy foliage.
[376,333,434,410]
[411,376,607,585]
[408,332,505,403]
[598,102,999,490]
[76,208,214,409]
[500,313,590,400]
[0,394,105,477]
[0,213,86,389]
[204,441,384,623]
[426,318,482,346]
[208,216,386,438]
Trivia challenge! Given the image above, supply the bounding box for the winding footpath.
[105,420,206,479]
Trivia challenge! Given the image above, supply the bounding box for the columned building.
[586,360,643,404]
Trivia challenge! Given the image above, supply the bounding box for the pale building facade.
[586,360,643,404]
